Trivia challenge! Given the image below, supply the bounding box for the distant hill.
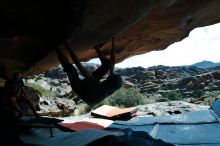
[192,60,220,69]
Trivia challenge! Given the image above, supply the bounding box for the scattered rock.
[136,101,209,117]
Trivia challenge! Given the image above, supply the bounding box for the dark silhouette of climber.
[56,39,123,106]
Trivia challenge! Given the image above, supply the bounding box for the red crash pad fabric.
[59,122,104,131]
[57,118,114,131]
[91,105,138,120]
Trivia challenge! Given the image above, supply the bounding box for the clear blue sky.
[88,23,220,68]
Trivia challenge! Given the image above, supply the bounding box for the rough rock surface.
[1,1,220,79]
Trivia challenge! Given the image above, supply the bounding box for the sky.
[88,23,220,68]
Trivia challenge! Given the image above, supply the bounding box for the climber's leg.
[64,43,91,79]
[56,48,81,85]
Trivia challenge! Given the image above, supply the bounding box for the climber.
[56,39,123,106]
[3,71,39,117]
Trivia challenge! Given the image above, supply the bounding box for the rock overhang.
[0,0,220,79]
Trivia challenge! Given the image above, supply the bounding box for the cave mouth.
[1,1,220,145]
[1,22,220,118]
[11,22,219,119]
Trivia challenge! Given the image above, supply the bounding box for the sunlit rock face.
[0,0,220,79]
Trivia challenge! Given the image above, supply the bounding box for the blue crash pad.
[156,123,220,145]
[210,98,220,118]
[114,110,217,125]
[110,98,220,145]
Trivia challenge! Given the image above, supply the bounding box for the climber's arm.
[92,45,111,80]
[92,38,117,80]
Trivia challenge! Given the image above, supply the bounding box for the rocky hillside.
[192,60,220,69]
[23,62,220,117]
[116,65,220,102]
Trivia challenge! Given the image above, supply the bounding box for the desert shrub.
[26,83,53,97]
[163,91,184,101]
[99,87,147,107]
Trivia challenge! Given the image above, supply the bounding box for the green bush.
[163,91,184,101]
[25,83,53,97]
[99,87,147,108]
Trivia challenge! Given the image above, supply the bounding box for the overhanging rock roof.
[1,0,220,79]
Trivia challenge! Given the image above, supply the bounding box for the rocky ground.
[59,101,209,122]
[21,63,220,117]
[136,100,209,117]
